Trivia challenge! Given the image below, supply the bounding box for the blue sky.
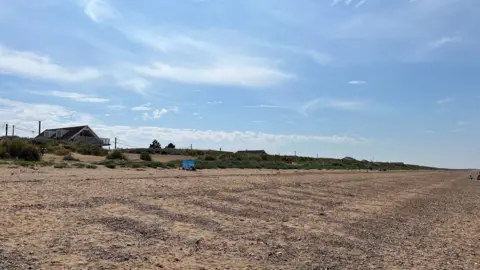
[0,0,479,168]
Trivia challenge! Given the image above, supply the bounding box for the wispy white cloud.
[131,103,152,111]
[429,36,462,49]
[331,0,367,8]
[138,105,178,120]
[80,1,295,88]
[0,98,95,127]
[107,105,125,110]
[348,80,367,85]
[135,61,294,87]
[207,101,223,105]
[354,0,368,8]
[31,91,109,103]
[300,98,367,115]
[451,128,465,133]
[331,0,342,6]
[436,97,453,105]
[117,78,151,94]
[0,45,101,82]
[245,104,279,108]
[192,112,203,119]
[303,50,332,66]
[457,120,468,126]
[82,0,118,23]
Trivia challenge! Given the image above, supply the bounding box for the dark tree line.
[149,139,175,149]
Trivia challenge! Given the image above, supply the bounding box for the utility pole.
[5,124,8,137]
[114,137,117,149]
[190,144,192,150]
[38,121,41,136]
[12,125,14,136]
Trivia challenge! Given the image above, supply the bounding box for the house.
[35,125,110,146]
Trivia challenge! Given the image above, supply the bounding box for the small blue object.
[182,160,196,170]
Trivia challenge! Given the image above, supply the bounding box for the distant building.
[35,125,110,146]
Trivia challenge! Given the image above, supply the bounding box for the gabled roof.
[36,125,88,140]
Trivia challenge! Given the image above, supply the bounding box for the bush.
[63,153,79,162]
[17,161,34,167]
[54,163,68,169]
[106,150,126,160]
[19,144,41,161]
[140,152,152,161]
[105,163,116,169]
[86,164,98,169]
[205,155,216,161]
[74,143,108,156]
[0,139,41,161]
[54,148,71,156]
[166,160,179,168]
[147,161,166,168]
[73,163,86,168]
[39,161,54,167]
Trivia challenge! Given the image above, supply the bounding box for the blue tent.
[181,160,196,170]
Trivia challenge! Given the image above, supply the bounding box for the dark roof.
[36,125,88,140]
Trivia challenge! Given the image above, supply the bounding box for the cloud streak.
[300,98,367,115]
[131,103,152,111]
[135,62,294,87]
[436,97,453,105]
[0,45,101,83]
[245,104,280,108]
[348,80,367,85]
[429,36,462,49]
[31,91,109,103]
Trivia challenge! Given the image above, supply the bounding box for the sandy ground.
[43,153,193,163]
[0,168,478,269]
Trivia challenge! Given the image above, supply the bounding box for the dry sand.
[0,167,478,269]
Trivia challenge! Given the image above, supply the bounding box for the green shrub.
[19,144,41,161]
[63,153,79,162]
[86,164,98,169]
[38,161,54,167]
[0,139,41,161]
[131,163,143,168]
[105,163,116,169]
[74,143,108,156]
[73,163,86,168]
[147,161,165,168]
[166,160,179,168]
[54,148,71,156]
[17,161,34,167]
[54,163,68,169]
[140,152,152,161]
[205,155,216,161]
[106,150,126,160]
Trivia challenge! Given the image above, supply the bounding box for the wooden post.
[5,124,8,136]
[114,137,117,149]
[12,125,14,136]
[38,121,41,136]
